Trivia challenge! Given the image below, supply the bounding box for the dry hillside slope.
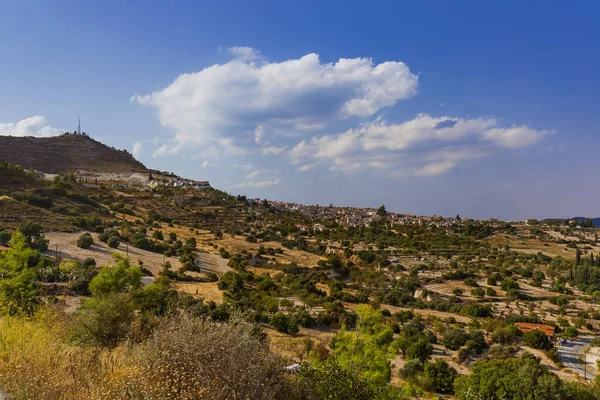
[0,134,147,173]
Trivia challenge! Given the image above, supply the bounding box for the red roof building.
[514,322,555,337]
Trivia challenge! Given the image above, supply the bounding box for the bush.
[107,236,120,248]
[442,327,468,350]
[406,338,433,363]
[138,313,294,399]
[501,278,519,291]
[299,361,379,400]
[0,230,11,246]
[76,233,94,249]
[88,254,142,296]
[563,326,579,339]
[70,293,135,347]
[464,277,478,287]
[455,357,597,400]
[270,312,298,334]
[424,359,457,394]
[523,329,552,350]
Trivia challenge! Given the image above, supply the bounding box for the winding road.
[558,336,596,379]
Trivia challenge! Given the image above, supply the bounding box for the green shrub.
[442,327,468,350]
[76,233,94,249]
[70,292,135,347]
[424,359,457,394]
[107,236,120,248]
[270,313,298,334]
[523,329,552,350]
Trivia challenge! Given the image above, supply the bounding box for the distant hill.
[544,216,600,227]
[0,133,147,174]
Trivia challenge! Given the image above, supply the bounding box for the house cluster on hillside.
[257,200,467,229]
[150,178,211,190]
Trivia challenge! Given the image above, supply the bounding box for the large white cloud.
[0,116,61,137]
[133,47,418,155]
[291,114,549,175]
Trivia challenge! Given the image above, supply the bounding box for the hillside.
[2,144,600,398]
[0,133,147,173]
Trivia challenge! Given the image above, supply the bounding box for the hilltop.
[0,133,147,174]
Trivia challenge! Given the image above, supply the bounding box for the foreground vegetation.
[4,160,600,398]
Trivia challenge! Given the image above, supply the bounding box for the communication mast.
[77,118,81,135]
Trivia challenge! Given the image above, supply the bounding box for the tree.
[70,292,134,347]
[76,233,94,249]
[330,305,394,387]
[0,231,41,314]
[454,357,595,400]
[132,283,179,316]
[424,359,457,394]
[88,254,142,296]
[376,204,387,216]
[523,329,552,350]
[107,236,120,248]
[501,278,519,291]
[576,248,582,266]
[270,313,298,334]
[18,221,48,251]
[562,326,579,339]
[406,338,433,363]
[442,327,468,350]
[0,230,11,246]
[299,361,378,400]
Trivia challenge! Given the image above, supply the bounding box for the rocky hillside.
[0,133,147,174]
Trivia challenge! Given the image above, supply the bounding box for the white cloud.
[246,168,267,179]
[201,160,213,168]
[228,46,264,62]
[254,125,264,144]
[262,145,288,155]
[289,114,548,176]
[233,178,281,188]
[132,141,144,159]
[482,125,549,148]
[297,163,317,172]
[329,158,363,173]
[0,116,61,137]
[133,48,418,155]
[411,161,456,176]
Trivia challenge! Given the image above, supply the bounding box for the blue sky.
[1,1,599,220]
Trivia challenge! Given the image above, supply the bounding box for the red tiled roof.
[0,246,10,251]
[514,322,555,337]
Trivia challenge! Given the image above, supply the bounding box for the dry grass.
[265,325,334,362]
[173,282,223,304]
[0,309,296,400]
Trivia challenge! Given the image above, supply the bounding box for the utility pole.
[584,351,587,380]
